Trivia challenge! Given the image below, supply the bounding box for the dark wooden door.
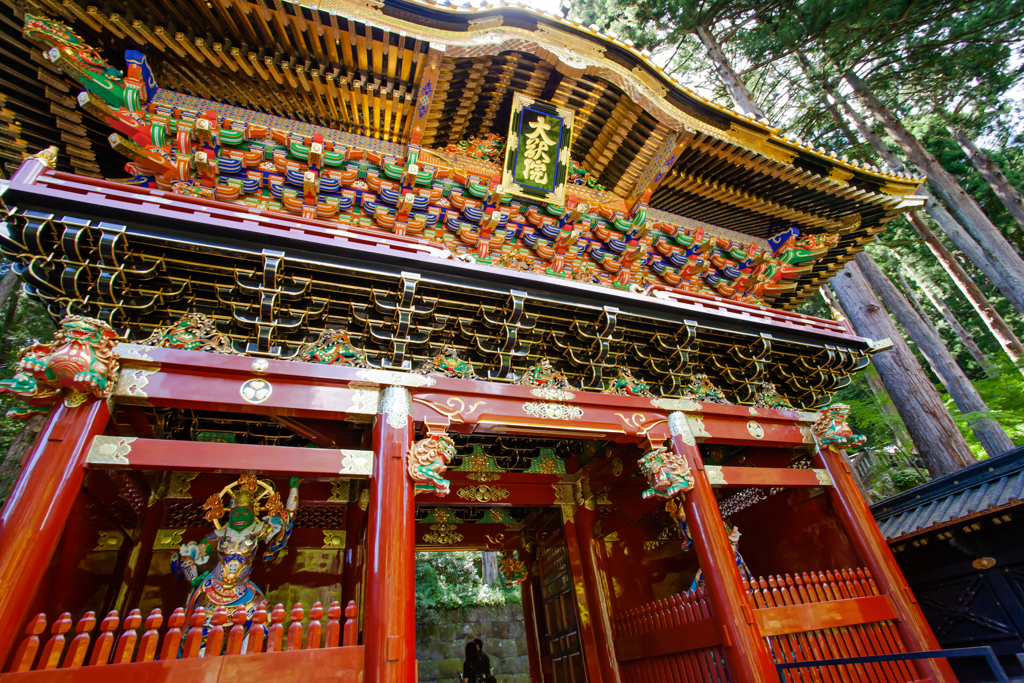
[537,527,586,683]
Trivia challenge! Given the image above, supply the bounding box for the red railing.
[4,600,361,680]
[613,587,729,683]
[746,569,915,683]
[613,568,915,683]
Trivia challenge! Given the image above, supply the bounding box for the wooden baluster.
[842,569,900,683]
[246,607,268,654]
[306,602,323,650]
[828,570,881,683]
[694,588,728,683]
[11,614,47,671]
[761,576,797,683]
[856,569,913,682]
[287,603,305,651]
[226,608,247,655]
[816,572,864,683]
[669,594,697,683]
[88,611,120,666]
[182,607,206,659]
[683,594,713,683]
[325,602,341,648]
[343,601,358,647]
[138,609,163,663]
[63,612,96,668]
[642,604,663,682]
[782,574,833,683]
[266,604,286,652]
[39,613,72,670]
[206,607,227,657]
[664,597,687,683]
[803,573,854,683]
[655,598,681,683]
[160,608,185,661]
[113,609,142,664]
[794,573,844,683]
[774,574,823,683]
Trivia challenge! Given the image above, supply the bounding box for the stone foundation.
[415,603,530,683]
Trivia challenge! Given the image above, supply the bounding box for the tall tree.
[859,254,1014,458]
[946,125,1024,234]
[831,256,976,476]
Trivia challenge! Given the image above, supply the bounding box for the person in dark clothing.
[462,640,487,683]
[472,637,492,675]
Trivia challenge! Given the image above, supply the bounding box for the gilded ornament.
[638,442,694,499]
[328,479,352,503]
[611,457,623,476]
[688,416,711,439]
[25,145,59,169]
[240,378,273,404]
[488,508,505,523]
[358,489,370,511]
[114,368,158,402]
[799,426,815,444]
[681,374,730,404]
[379,385,412,429]
[349,388,380,414]
[705,466,727,486]
[752,382,795,410]
[251,358,270,373]
[523,402,584,420]
[811,404,867,451]
[141,313,236,354]
[153,528,186,550]
[668,412,695,447]
[296,329,369,367]
[432,507,453,523]
[746,421,764,439]
[650,397,701,412]
[467,472,503,482]
[813,469,833,486]
[457,485,510,503]
[115,343,156,362]
[322,530,347,549]
[529,387,575,402]
[415,345,478,379]
[355,369,436,387]
[516,359,575,389]
[408,431,457,496]
[339,450,373,476]
[94,530,124,551]
[422,523,463,545]
[0,315,120,420]
[497,551,529,586]
[602,367,654,398]
[87,435,136,465]
[64,390,89,408]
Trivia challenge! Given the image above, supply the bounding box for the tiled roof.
[871,446,1024,542]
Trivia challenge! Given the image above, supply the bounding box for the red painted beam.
[754,595,897,637]
[712,466,830,488]
[613,617,722,661]
[84,436,373,478]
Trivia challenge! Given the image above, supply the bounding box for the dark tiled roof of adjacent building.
[871,446,1024,543]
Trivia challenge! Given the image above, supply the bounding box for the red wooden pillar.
[364,386,415,683]
[574,505,621,683]
[669,412,777,683]
[518,549,544,683]
[0,398,110,666]
[562,510,605,683]
[813,446,957,683]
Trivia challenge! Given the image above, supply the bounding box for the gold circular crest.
[240,378,273,404]
[746,421,764,439]
[251,358,270,374]
[611,457,623,476]
[972,557,996,570]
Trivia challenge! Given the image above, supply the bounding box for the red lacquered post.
[63,612,96,669]
[225,608,246,655]
[306,602,323,650]
[11,614,47,671]
[343,601,359,647]
[0,399,110,666]
[814,446,957,683]
[573,505,621,683]
[39,613,72,670]
[138,609,163,663]
[287,603,305,651]
[325,602,342,648]
[364,386,415,683]
[160,608,185,661]
[113,609,142,663]
[669,412,778,683]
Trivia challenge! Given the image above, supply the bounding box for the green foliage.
[890,469,928,491]
[0,263,56,456]
[415,551,521,621]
